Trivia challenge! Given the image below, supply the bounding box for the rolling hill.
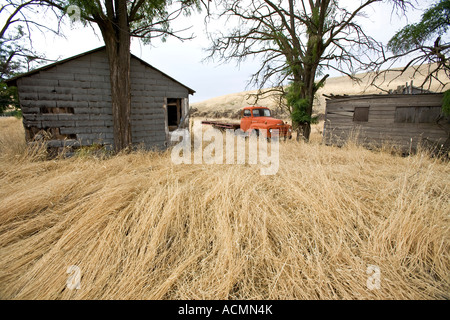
[191,63,449,119]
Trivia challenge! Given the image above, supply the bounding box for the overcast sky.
[14,0,434,103]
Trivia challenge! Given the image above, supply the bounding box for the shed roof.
[5,46,195,95]
[323,92,442,102]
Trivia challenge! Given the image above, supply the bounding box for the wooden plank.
[61,127,88,134]
[17,85,39,94]
[327,98,442,109]
[325,129,448,141]
[90,127,113,134]
[87,101,112,108]
[39,72,75,81]
[18,92,39,100]
[326,93,442,103]
[88,67,109,76]
[327,124,447,134]
[41,120,76,128]
[93,81,111,89]
[59,114,89,121]
[38,93,73,101]
[57,101,89,109]
[20,78,58,87]
[89,114,112,121]
[87,88,111,96]
[33,100,57,108]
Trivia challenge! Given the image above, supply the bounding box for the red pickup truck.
[202,106,292,139]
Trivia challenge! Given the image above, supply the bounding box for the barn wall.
[17,50,113,148]
[130,58,189,149]
[16,49,191,150]
[323,94,449,151]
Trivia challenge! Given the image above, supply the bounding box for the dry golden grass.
[0,117,449,299]
[0,117,28,162]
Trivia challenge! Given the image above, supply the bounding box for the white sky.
[6,0,435,103]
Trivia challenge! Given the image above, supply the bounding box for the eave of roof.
[5,46,195,95]
[323,92,442,101]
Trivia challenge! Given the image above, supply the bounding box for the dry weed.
[0,117,448,299]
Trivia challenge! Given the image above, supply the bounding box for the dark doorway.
[167,98,182,131]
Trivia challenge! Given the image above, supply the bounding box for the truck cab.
[241,106,292,139]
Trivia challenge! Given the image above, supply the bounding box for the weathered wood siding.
[16,48,190,150]
[130,58,189,149]
[17,50,113,148]
[323,94,450,152]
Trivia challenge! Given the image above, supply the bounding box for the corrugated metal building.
[323,93,449,153]
[6,46,195,151]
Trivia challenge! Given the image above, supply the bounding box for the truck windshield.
[252,109,271,117]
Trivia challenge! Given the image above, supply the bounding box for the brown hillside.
[192,64,449,119]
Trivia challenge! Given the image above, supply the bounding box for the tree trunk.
[98,1,132,153]
[296,122,311,141]
[104,38,132,152]
[303,64,318,142]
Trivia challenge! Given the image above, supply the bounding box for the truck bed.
[201,120,240,130]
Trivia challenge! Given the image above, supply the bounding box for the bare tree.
[371,0,450,92]
[207,0,411,141]
[0,0,63,112]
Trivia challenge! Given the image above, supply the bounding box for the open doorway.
[167,98,182,132]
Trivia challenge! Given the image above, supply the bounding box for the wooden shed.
[5,46,195,151]
[323,93,450,153]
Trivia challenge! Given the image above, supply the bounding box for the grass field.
[0,117,449,299]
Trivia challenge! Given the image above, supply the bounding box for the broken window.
[353,107,369,122]
[395,106,441,123]
[417,107,441,123]
[167,98,182,132]
[395,107,416,123]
